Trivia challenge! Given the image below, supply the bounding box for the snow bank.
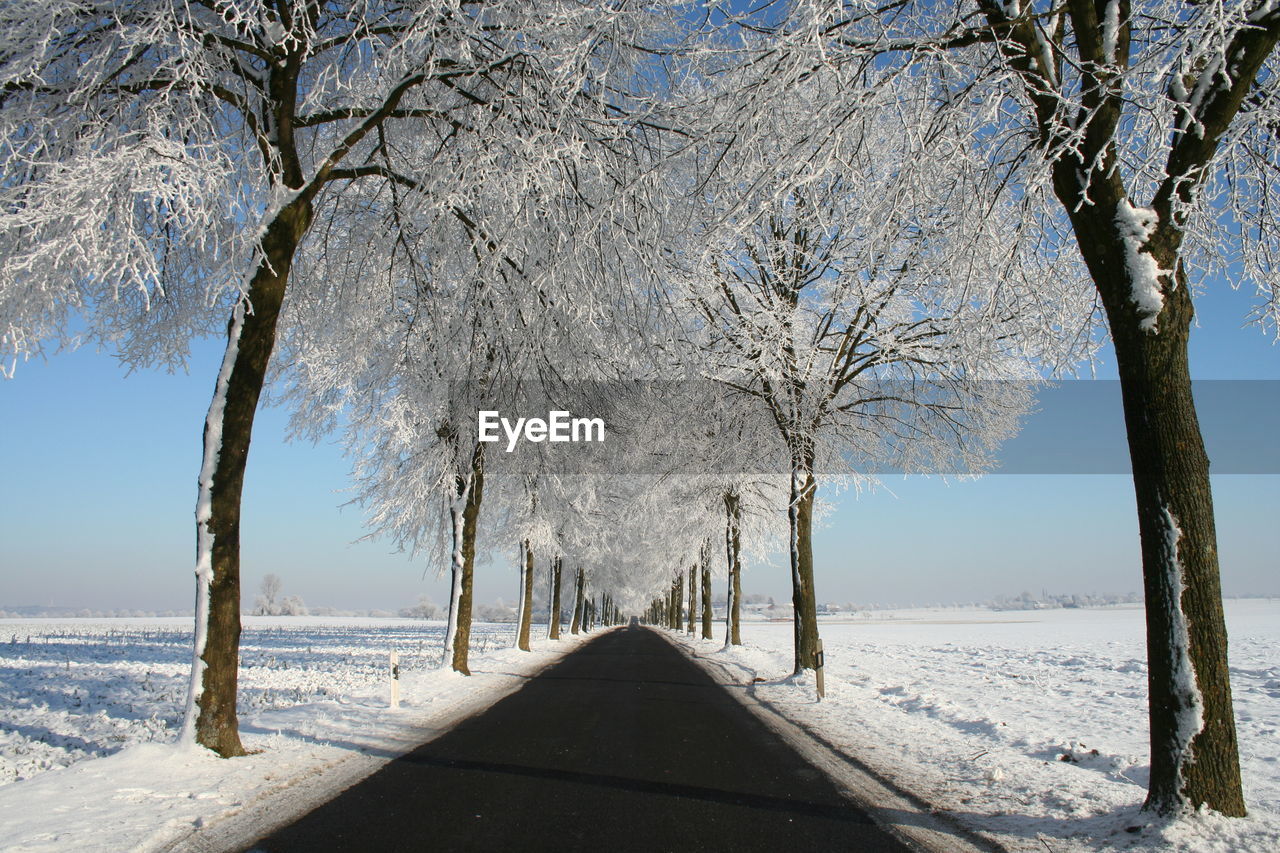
[670,601,1280,852]
[0,616,586,852]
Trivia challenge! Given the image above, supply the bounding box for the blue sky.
[1,280,1277,613]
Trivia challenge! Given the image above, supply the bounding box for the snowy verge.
[662,602,1280,853]
[658,629,998,853]
[0,620,589,853]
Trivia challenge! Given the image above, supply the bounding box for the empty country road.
[245,626,915,852]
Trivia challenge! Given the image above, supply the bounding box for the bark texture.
[448,444,485,676]
[1083,241,1243,815]
[724,490,743,646]
[789,456,820,673]
[687,566,697,634]
[517,540,534,652]
[571,567,585,635]
[549,557,563,640]
[701,558,713,640]
[1044,98,1243,818]
[674,572,684,630]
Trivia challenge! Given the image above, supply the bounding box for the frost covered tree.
[507,473,611,652]
[278,594,307,616]
[675,80,1091,671]
[766,0,1280,816]
[2,0,449,754]
[1,0,684,756]
[400,595,439,620]
[253,573,282,616]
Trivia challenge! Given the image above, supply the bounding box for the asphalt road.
[244,626,912,852]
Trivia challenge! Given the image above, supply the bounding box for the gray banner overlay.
[442,380,1278,475]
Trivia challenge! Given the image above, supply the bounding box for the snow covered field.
[4,607,1276,852]
[0,616,578,852]
[674,599,1280,852]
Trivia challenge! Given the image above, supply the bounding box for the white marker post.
[815,639,825,700]
[389,650,401,709]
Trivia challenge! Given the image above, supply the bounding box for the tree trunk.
[517,540,534,652]
[674,572,683,631]
[185,200,312,758]
[789,454,821,673]
[549,557,563,640]
[724,490,743,646]
[687,565,697,634]
[670,571,680,625]
[571,567,585,634]
[444,443,484,675]
[701,555,713,640]
[1081,243,1245,816]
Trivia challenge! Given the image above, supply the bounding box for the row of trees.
[5,0,1277,819]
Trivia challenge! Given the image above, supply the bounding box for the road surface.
[244,626,913,852]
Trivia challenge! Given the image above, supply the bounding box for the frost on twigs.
[1115,200,1170,333]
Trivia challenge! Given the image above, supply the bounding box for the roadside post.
[390,650,401,709]
[815,639,825,700]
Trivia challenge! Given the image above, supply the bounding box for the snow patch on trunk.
[441,475,471,669]
[515,541,527,648]
[1101,0,1120,64]
[1114,200,1170,332]
[788,468,803,617]
[182,300,246,743]
[724,512,735,649]
[1161,504,1205,785]
[788,467,804,590]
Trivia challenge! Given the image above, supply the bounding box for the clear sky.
[1,279,1277,614]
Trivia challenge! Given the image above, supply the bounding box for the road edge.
[160,632,604,853]
[655,628,1007,853]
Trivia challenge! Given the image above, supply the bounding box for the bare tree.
[253,573,282,616]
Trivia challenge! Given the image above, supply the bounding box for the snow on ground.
[673,599,1280,852]
[0,616,584,852]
